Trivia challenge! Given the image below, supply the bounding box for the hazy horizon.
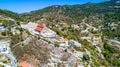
[0,0,105,13]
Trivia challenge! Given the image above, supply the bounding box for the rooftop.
[35,27,44,32]
[19,61,35,67]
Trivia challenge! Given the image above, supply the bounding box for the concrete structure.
[11,27,20,35]
[21,22,38,30]
[0,46,9,54]
[40,28,56,37]
[69,40,81,47]
[0,24,7,32]
[21,22,38,35]
[21,22,56,37]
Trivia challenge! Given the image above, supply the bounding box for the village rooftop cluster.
[21,21,81,48]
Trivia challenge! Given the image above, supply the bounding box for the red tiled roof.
[35,27,44,32]
[19,61,30,67]
[19,61,36,67]
[63,38,68,41]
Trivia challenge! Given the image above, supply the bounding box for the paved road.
[0,53,17,67]
[0,62,11,67]
[107,39,120,50]
[109,39,120,45]
[0,38,17,67]
[7,53,17,67]
[0,47,17,67]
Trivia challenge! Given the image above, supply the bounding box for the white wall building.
[40,28,56,37]
[69,40,81,47]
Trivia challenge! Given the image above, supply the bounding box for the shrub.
[82,54,90,61]
[54,42,60,47]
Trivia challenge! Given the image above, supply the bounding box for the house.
[35,24,45,32]
[35,27,44,32]
[48,36,63,42]
[0,46,9,54]
[63,38,68,42]
[0,24,7,32]
[62,37,69,45]
[40,28,56,37]
[19,61,29,67]
[69,40,81,47]
[11,27,20,35]
[57,37,69,47]
[68,41,74,46]
[19,61,35,67]
[59,43,69,47]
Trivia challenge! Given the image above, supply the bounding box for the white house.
[69,40,81,47]
[40,28,56,37]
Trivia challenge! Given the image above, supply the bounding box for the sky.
[0,0,105,13]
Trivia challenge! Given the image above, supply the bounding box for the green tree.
[82,54,90,61]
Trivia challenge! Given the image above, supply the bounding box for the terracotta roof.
[63,38,68,41]
[102,66,105,67]
[35,27,44,32]
[19,61,30,67]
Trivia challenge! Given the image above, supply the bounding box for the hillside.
[21,0,120,40]
[0,9,24,21]
[18,0,120,66]
[0,0,120,67]
[21,0,120,22]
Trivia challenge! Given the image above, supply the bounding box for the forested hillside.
[0,9,23,21]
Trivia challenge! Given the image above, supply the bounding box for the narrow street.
[0,38,17,67]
